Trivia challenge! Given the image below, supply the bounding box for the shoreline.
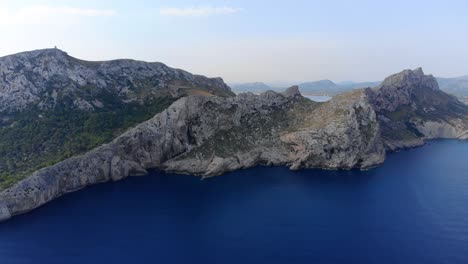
[1,138,465,224]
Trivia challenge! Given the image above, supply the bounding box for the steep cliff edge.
[367,68,468,150]
[1,68,467,222]
[0,48,233,114]
[0,88,384,220]
[0,49,234,190]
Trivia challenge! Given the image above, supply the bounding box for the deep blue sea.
[1,140,468,264]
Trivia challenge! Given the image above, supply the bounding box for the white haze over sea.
[304,95,331,102]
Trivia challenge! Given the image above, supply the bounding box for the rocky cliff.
[0,49,234,189]
[0,68,467,222]
[0,48,233,114]
[367,68,468,150]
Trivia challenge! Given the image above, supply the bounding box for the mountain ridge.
[231,76,468,101]
[0,48,234,190]
[0,48,233,113]
[1,67,467,222]
[230,80,382,96]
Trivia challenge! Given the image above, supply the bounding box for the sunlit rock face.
[0,48,233,113]
[1,67,468,222]
[367,68,468,149]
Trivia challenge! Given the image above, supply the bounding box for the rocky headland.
[0,49,234,190]
[0,61,467,222]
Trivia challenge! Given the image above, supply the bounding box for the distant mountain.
[0,48,233,189]
[437,76,468,97]
[231,80,381,95]
[233,76,468,100]
[298,80,380,95]
[298,80,337,94]
[335,78,468,99]
[230,82,274,93]
[341,81,382,89]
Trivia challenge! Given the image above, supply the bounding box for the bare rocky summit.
[0,67,467,222]
[367,68,468,150]
[0,48,233,113]
[0,49,234,188]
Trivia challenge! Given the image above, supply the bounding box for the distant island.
[0,49,467,222]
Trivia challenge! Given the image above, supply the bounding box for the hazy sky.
[1,0,467,83]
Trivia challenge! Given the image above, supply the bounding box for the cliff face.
[0,48,233,114]
[1,68,467,222]
[0,49,234,190]
[367,68,468,150]
[0,88,384,219]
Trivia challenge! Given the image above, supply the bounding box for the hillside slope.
[1,68,467,221]
[368,68,468,150]
[0,49,233,189]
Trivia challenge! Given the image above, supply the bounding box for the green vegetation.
[180,97,320,161]
[0,96,175,190]
[385,105,414,121]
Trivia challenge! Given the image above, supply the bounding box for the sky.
[0,0,467,83]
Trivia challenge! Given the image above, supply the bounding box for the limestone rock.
[368,68,468,149]
[0,48,234,114]
[282,85,301,97]
[1,68,467,222]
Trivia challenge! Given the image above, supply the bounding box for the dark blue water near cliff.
[1,140,468,264]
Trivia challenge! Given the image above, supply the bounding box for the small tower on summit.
[54,46,57,49]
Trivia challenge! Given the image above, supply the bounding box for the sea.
[304,95,332,102]
[0,140,467,264]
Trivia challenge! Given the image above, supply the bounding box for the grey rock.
[0,48,233,114]
[0,89,384,220]
[367,68,468,149]
[370,68,439,112]
[1,68,467,222]
[0,203,11,222]
[282,85,301,97]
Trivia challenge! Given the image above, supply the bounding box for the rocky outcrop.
[282,85,301,97]
[0,87,385,221]
[0,48,235,189]
[414,120,468,139]
[280,90,385,170]
[0,68,467,222]
[367,68,468,150]
[0,48,233,114]
[369,68,438,112]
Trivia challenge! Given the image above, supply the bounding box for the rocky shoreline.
[1,68,467,222]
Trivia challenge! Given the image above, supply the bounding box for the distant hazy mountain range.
[231,77,468,99]
[298,80,381,95]
[437,76,468,97]
[228,82,273,93]
[230,80,380,95]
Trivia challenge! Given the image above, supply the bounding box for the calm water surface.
[304,95,332,102]
[1,140,468,264]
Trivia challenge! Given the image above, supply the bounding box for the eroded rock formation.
[1,68,467,222]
